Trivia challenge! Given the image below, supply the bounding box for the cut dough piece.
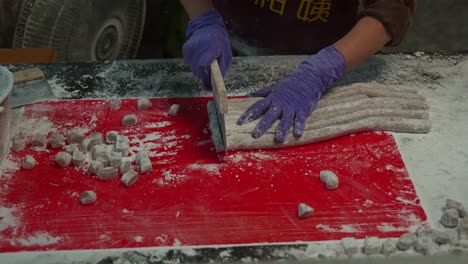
[432,229,457,245]
[67,130,84,144]
[49,133,65,149]
[364,237,382,255]
[136,149,152,173]
[122,169,139,186]
[341,237,358,256]
[137,98,153,110]
[135,149,150,164]
[440,208,460,228]
[106,131,119,144]
[381,239,397,256]
[91,144,107,160]
[414,237,438,255]
[11,135,26,152]
[120,161,131,174]
[168,104,181,116]
[114,136,130,156]
[297,203,314,219]
[31,134,47,148]
[88,160,104,175]
[55,152,72,168]
[64,144,79,155]
[445,198,466,218]
[209,82,432,151]
[459,218,468,239]
[81,133,104,153]
[139,157,153,173]
[110,151,122,168]
[109,99,122,110]
[319,170,339,190]
[22,155,36,169]
[122,114,138,126]
[397,233,417,250]
[72,150,86,167]
[79,191,97,205]
[97,167,118,180]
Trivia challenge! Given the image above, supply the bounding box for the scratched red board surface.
[0,97,426,252]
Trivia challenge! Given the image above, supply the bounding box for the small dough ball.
[55,151,72,168]
[137,98,153,110]
[168,104,181,116]
[320,170,339,190]
[79,191,97,205]
[297,203,314,219]
[109,99,122,110]
[122,114,138,127]
[22,155,36,169]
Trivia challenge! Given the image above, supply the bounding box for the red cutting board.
[0,97,426,252]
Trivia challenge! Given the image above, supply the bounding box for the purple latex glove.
[183,8,232,90]
[237,46,346,142]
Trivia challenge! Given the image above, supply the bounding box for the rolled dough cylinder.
[209,82,432,152]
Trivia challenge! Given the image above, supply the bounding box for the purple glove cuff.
[300,45,347,95]
[185,8,226,38]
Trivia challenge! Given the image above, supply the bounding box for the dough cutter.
[10,67,55,109]
[208,60,228,154]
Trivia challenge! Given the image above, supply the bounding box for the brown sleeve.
[360,0,416,46]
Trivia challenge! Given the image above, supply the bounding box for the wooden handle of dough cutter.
[210,60,228,114]
[13,67,46,85]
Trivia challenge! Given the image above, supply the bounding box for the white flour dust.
[10,231,62,247]
[187,163,222,176]
[376,223,408,233]
[0,157,20,180]
[154,170,187,186]
[48,75,80,99]
[315,224,362,233]
[0,206,18,232]
[145,121,173,129]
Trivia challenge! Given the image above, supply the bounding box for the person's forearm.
[180,0,214,20]
[333,16,391,71]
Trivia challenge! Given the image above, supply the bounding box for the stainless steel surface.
[10,79,54,108]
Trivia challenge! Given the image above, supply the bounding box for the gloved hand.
[237,46,346,142]
[183,8,232,90]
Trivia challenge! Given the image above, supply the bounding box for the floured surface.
[0,97,426,252]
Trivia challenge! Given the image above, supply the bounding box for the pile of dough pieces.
[331,199,468,258]
[13,98,182,205]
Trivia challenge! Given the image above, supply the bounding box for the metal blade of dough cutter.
[10,68,55,108]
[210,60,228,154]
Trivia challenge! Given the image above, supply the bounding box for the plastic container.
[0,67,14,165]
